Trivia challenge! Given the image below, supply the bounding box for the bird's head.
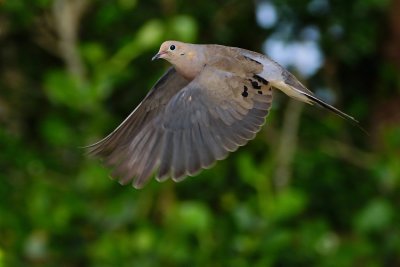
[152,41,197,63]
[152,41,204,80]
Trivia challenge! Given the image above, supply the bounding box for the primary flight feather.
[87,41,360,188]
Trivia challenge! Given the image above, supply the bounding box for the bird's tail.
[271,79,367,133]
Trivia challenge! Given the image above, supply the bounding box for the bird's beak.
[152,51,165,61]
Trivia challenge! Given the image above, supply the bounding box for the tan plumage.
[87,40,360,188]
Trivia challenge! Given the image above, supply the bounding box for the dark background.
[1,0,400,266]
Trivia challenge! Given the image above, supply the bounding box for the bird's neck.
[173,49,206,81]
[174,64,201,81]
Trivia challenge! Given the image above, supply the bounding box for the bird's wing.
[86,67,189,172]
[88,61,273,188]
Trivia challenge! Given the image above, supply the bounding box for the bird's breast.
[173,62,204,81]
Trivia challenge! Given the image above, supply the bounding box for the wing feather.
[87,62,273,188]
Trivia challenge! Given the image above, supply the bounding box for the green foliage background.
[1,0,400,266]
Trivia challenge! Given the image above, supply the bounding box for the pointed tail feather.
[302,92,368,134]
[272,80,367,133]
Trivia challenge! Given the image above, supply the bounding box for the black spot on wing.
[249,79,261,89]
[253,74,269,85]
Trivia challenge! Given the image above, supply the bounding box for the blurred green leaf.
[169,15,198,42]
[354,198,394,233]
[81,42,107,65]
[44,70,96,110]
[118,0,137,10]
[0,249,4,267]
[270,189,308,221]
[40,115,74,146]
[168,201,212,233]
[132,227,155,253]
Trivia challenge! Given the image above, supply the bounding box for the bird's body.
[87,41,360,188]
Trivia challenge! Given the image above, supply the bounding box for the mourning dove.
[87,41,360,188]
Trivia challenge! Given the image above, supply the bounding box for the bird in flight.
[87,41,361,188]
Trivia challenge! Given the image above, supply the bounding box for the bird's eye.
[169,45,176,51]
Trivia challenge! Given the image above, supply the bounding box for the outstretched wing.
[88,63,273,188]
[87,67,189,158]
